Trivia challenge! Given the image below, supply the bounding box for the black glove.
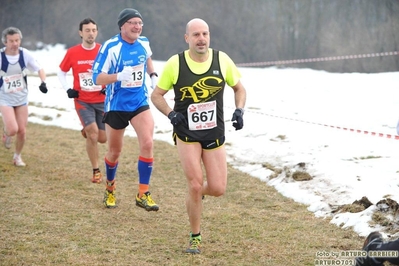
[39,82,48,94]
[100,88,106,95]
[67,88,79,98]
[168,111,187,127]
[231,108,244,130]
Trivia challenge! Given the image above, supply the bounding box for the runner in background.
[58,18,106,183]
[0,26,48,166]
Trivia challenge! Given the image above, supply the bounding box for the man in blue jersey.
[151,18,247,254]
[92,8,158,211]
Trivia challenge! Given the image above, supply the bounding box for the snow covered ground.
[23,44,399,238]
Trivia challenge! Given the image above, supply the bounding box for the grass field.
[0,122,370,265]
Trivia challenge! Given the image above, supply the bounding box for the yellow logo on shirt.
[179,76,223,103]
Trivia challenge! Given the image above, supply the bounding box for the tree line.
[2,0,399,73]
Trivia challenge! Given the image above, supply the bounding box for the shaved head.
[186,18,209,34]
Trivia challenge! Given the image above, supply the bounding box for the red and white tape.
[233,108,399,140]
[236,51,399,67]
[232,51,399,139]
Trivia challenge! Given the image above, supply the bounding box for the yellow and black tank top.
[173,49,226,141]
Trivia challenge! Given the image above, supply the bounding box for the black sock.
[191,232,201,238]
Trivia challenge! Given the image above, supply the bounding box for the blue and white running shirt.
[92,34,152,112]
